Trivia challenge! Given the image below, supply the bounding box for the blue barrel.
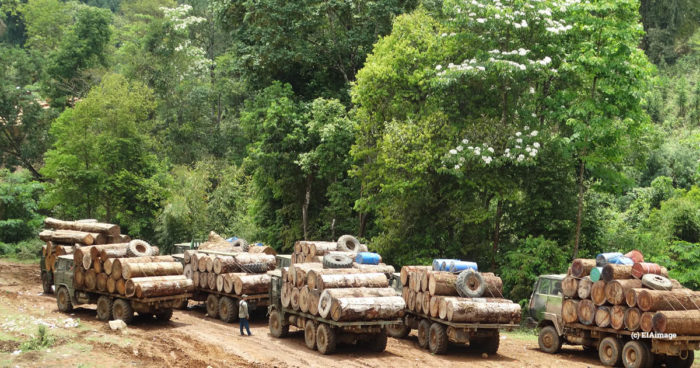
[226,237,238,243]
[432,259,457,271]
[448,260,478,273]
[609,255,634,265]
[355,252,381,265]
[590,267,603,282]
[596,252,623,266]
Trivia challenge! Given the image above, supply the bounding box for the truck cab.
[39,254,54,294]
[527,274,565,333]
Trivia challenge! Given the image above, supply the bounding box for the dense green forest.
[1,0,698,302]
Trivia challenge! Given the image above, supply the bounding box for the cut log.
[192,272,200,288]
[212,256,237,274]
[415,291,423,313]
[605,279,642,305]
[248,245,277,256]
[636,289,700,312]
[306,269,362,289]
[640,311,654,332]
[281,283,291,308]
[652,310,700,335]
[116,279,126,296]
[420,269,429,292]
[96,273,108,291]
[198,255,209,272]
[460,272,503,298]
[422,292,430,313]
[625,288,643,307]
[122,262,183,279]
[308,241,337,256]
[610,305,627,330]
[82,251,94,271]
[206,255,215,273]
[624,307,641,331]
[631,262,669,279]
[578,276,593,299]
[73,247,88,270]
[183,250,195,264]
[74,268,85,288]
[207,272,216,290]
[44,217,120,237]
[183,264,194,280]
[112,256,175,280]
[103,258,115,275]
[318,288,398,318]
[299,286,310,313]
[232,274,271,295]
[591,280,607,306]
[93,259,103,274]
[351,264,395,275]
[216,274,224,292]
[577,299,596,325]
[90,244,128,260]
[408,290,416,312]
[291,263,324,287]
[199,272,209,289]
[85,270,97,290]
[562,276,580,298]
[400,266,431,286]
[107,277,117,294]
[190,253,199,270]
[317,273,389,290]
[446,299,521,323]
[429,295,442,317]
[601,265,633,282]
[107,234,131,244]
[127,277,193,298]
[308,289,321,316]
[595,306,611,328]
[234,253,276,270]
[571,259,596,278]
[562,299,580,323]
[428,272,459,296]
[222,273,247,294]
[39,229,96,245]
[291,287,301,311]
[329,296,405,322]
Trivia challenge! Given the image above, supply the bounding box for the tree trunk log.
[183,250,195,264]
[422,292,430,314]
[610,305,627,330]
[206,255,216,273]
[82,251,94,271]
[601,265,634,282]
[212,256,239,274]
[408,290,416,312]
[74,268,85,288]
[291,263,324,287]
[351,264,395,275]
[428,272,459,296]
[415,291,423,313]
[125,277,193,298]
[199,272,209,289]
[318,288,398,319]
[192,272,200,288]
[93,259,103,274]
[652,310,700,334]
[112,256,175,280]
[317,273,389,290]
[308,289,321,316]
[303,241,337,256]
[184,264,194,280]
[420,269,429,292]
[91,244,129,260]
[85,270,97,290]
[299,286,310,313]
[571,259,596,278]
[578,276,593,299]
[595,306,611,327]
[624,307,641,331]
[631,263,669,279]
[307,268,362,289]
[446,299,520,323]
[232,274,271,295]
[401,266,431,286]
[107,277,117,294]
[234,253,276,270]
[38,230,98,245]
[429,295,442,317]
[461,272,503,297]
[222,273,247,294]
[122,262,183,279]
[107,234,131,244]
[577,299,596,325]
[605,279,642,305]
[207,272,216,290]
[562,299,580,323]
[640,311,654,332]
[44,217,120,236]
[591,280,607,306]
[330,296,405,322]
[103,258,115,275]
[562,276,580,298]
[637,289,700,312]
[291,287,301,311]
[116,278,126,295]
[248,245,277,256]
[216,274,224,291]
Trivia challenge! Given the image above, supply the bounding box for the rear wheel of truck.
[480,333,500,355]
[206,294,219,319]
[155,309,173,322]
[599,337,623,366]
[538,326,561,354]
[304,320,316,350]
[417,319,431,349]
[622,340,652,368]
[96,296,113,321]
[666,350,694,368]
[112,299,134,324]
[218,296,237,323]
[41,271,53,294]
[386,323,410,339]
[268,310,289,338]
[428,323,448,354]
[369,331,388,353]
[316,324,337,355]
[56,286,73,312]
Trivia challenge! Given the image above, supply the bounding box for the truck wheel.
[622,340,651,368]
[304,320,316,350]
[322,254,353,269]
[599,337,623,366]
[386,323,410,339]
[417,319,431,349]
[155,309,173,322]
[482,333,500,355]
[369,331,388,353]
[206,294,219,319]
[316,324,337,355]
[666,350,694,368]
[174,299,188,310]
[269,310,289,337]
[538,326,561,354]
[56,286,73,313]
[112,299,134,324]
[96,296,113,321]
[428,323,448,354]
[218,297,238,323]
[41,271,53,294]
[336,235,361,252]
[456,269,485,298]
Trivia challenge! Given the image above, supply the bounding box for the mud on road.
[0,260,624,367]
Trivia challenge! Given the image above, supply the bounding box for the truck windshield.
[537,279,551,294]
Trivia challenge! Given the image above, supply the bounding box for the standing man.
[239,295,252,336]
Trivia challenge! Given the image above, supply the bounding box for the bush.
[20,325,54,351]
[0,169,44,243]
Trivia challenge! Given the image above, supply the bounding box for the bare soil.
[1,260,691,368]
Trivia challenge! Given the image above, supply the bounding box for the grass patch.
[503,327,538,342]
[19,326,54,351]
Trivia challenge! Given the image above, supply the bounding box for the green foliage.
[20,325,54,351]
[0,169,43,243]
[19,0,73,51]
[651,241,700,290]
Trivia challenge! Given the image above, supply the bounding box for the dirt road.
[0,260,670,367]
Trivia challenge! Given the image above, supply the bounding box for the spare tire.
[232,238,249,252]
[641,274,673,291]
[336,235,361,252]
[358,244,369,252]
[456,269,485,298]
[127,239,152,257]
[323,254,353,269]
[240,262,268,274]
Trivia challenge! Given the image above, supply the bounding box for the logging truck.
[529,274,698,367]
[40,253,55,294]
[267,271,401,354]
[53,256,191,324]
[191,287,269,323]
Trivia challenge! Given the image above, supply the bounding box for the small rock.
[481,353,488,359]
[11,350,21,355]
[109,319,127,331]
[133,348,139,356]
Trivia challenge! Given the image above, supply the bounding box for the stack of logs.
[400,266,521,324]
[72,239,193,299]
[40,218,130,272]
[291,240,363,264]
[183,249,276,296]
[562,257,700,335]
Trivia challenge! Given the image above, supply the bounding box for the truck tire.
[112,299,134,324]
[56,286,73,313]
[304,320,316,350]
[477,333,500,355]
[456,269,485,298]
[173,299,188,310]
[599,337,623,366]
[428,322,448,354]
[538,326,561,353]
[323,254,353,269]
[127,239,152,257]
[218,296,238,323]
[641,274,672,291]
[96,296,113,321]
[666,350,694,368]
[369,331,388,353]
[269,310,289,338]
[241,262,268,274]
[386,323,410,339]
[336,235,361,252]
[232,238,249,252]
[316,324,337,355]
[41,271,53,294]
[155,309,173,322]
[622,340,652,368]
[206,294,219,319]
[417,319,431,349]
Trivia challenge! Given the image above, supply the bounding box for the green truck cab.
[39,254,54,294]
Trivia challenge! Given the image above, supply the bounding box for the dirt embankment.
[0,260,637,367]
